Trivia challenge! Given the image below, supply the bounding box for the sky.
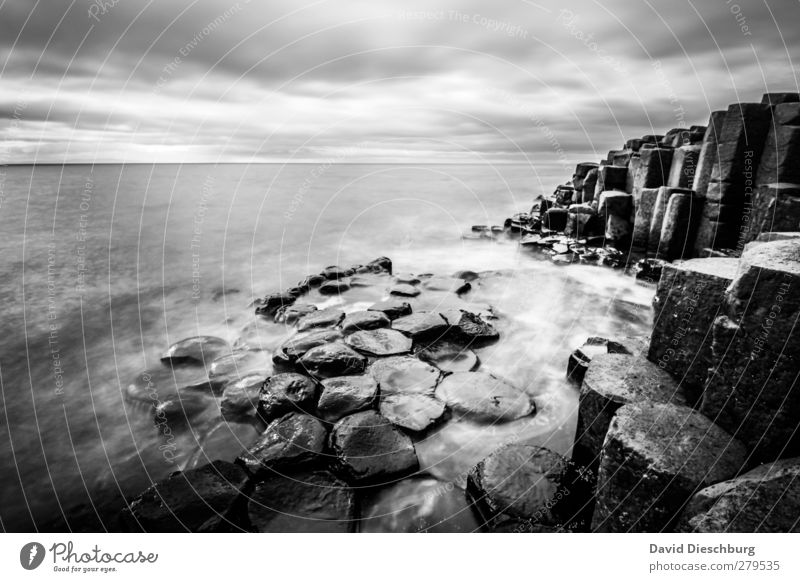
[0,0,798,164]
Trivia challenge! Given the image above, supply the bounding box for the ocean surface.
[0,163,654,531]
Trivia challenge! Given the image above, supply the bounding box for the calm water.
[0,163,653,531]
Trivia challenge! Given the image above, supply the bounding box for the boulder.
[710,103,771,185]
[440,309,499,347]
[417,340,479,373]
[390,283,421,297]
[632,147,674,196]
[161,336,230,366]
[273,329,343,366]
[248,470,356,532]
[297,342,367,378]
[631,187,660,251]
[394,273,421,285]
[319,279,351,295]
[330,410,419,484]
[122,461,249,532]
[369,356,441,395]
[677,456,800,532]
[125,365,213,405]
[255,292,296,317]
[236,413,327,472]
[153,392,213,426]
[296,307,345,332]
[392,311,449,341]
[366,256,393,274]
[380,393,446,432]
[647,186,693,256]
[317,375,378,422]
[368,299,413,320]
[340,310,391,333]
[256,372,318,421]
[220,373,265,418]
[592,402,747,532]
[345,328,413,357]
[435,371,534,422]
[274,303,317,325]
[566,337,630,384]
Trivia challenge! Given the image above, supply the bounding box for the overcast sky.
[0,0,798,164]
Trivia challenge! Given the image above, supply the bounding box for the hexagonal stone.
[440,309,499,346]
[236,413,327,473]
[255,292,296,317]
[368,299,412,320]
[380,393,445,432]
[297,307,345,332]
[416,341,478,373]
[161,336,230,366]
[340,310,391,333]
[297,342,367,378]
[392,312,448,341]
[274,303,317,325]
[390,283,420,297]
[273,329,343,365]
[435,372,534,422]
[394,273,421,284]
[319,279,351,295]
[369,356,440,395]
[318,375,378,422]
[248,470,356,532]
[345,329,413,357]
[330,410,418,484]
[256,373,318,421]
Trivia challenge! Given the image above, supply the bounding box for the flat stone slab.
[379,393,446,432]
[422,276,471,294]
[345,329,413,357]
[297,342,367,378]
[161,336,230,366]
[274,303,317,325]
[592,401,747,532]
[440,309,499,346]
[369,356,440,395]
[368,299,412,320]
[207,350,273,385]
[318,375,378,422]
[256,373,318,421]
[248,470,356,532]
[236,412,327,473]
[340,310,391,333]
[220,373,266,418]
[274,329,343,365]
[677,456,800,532]
[435,372,534,422]
[319,279,351,295]
[296,308,345,332]
[330,410,419,484]
[394,273,421,285]
[416,340,479,373]
[390,283,421,297]
[392,312,449,340]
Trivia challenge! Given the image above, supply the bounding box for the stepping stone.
[297,342,367,378]
[380,393,445,432]
[416,341,479,373]
[161,336,230,366]
[256,373,318,421]
[236,413,327,473]
[368,299,412,320]
[435,372,534,422]
[318,375,378,422]
[297,308,345,332]
[273,329,343,365]
[220,373,266,418]
[340,310,391,333]
[274,303,317,325]
[369,356,440,395]
[319,280,351,295]
[390,284,420,297]
[392,312,448,341]
[422,277,471,294]
[394,273,421,285]
[248,470,356,532]
[330,410,418,484]
[440,309,499,346]
[345,329,412,357]
[255,292,296,317]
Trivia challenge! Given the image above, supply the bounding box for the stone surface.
[220,373,265,418]
[422,276,471,294]
[366,256,393,274]
[273,303,317,325]
[237,412,327,472]
[435,371,534,422]
[319,279,351,295]
[390,283,421,297]
[647,186,693,256]
[273,329,343,365]
[667,144,701,189]
[566,337,630,384]
[656,192,700,261]
[345,328,413,357]
[633,147,674,196]
[595,165,628,195]
[296,307,344,332]
[417,340,479,373]
[756,125,800,186]
[207,350,272,385]
[543,208,568,231]
[677,456,800,532]
[581,168,598,203]
[340,310,391,333]
[330,410,419,484]
[692,110,727,198]
[380,393,446,432]
[368,299,413,320]
[592,402,747,532]
[631,187,660,251]
[597,191,632,218]
[440,309,499,347]
[748,183,800,242]
[125,365,214,405]
[255,292,296,317]
[248,470,356,532]
[161,336,230,366]
[317,375,378,422]
[392,311,449,341]
[605,214,631,242]
[369,356,441,395]
[122,461,249,532]
[153,392,213,426]
[256,372,318,421]
[297,342,367,378]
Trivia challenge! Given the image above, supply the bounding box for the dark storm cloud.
[0,0,798,163]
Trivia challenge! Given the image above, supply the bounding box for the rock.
[321,266,348,280]
[761,92,800,106]
[667,144,702,189]
[634,258,666,284]
[435,372,534,422]
[256,373,318,421]
[207,350,272,386]
[748,183,800,243]
[440,309,499,347]
[631,188,659,251]
[392,311,448,341]
[255,292,296,317]
[273,329,343,366]
[566,337,630,384]
[592,402,747,532]
[692,110,726,198]
[122,461,249,532]
[330,410,418,484]
[390,283,421,297]
[756,126,800,186]
[677,456,800,532]
[297,342,367,378]
[345,328,413,357]
[220,373,266,418]
[710,103,772,184]
[366,256,393,274]
[605,214,631,242]
[417,341,479,373]
[647,258,738,403]
[467,444,590,528]
[581,168,598,203]
[595,165,628,195]
[340,310,391,333]
[453,270,480,282]
[573,354,686,469]
[369,356,441,395]
[318,375,378,422]
[236,412,327,473]
[296,307,344,332]
[632,147,674,195]
[597,191,632,218]
[319,279,351,295]
[573,162,599,191]
[368,299,413,320]
[248,470,356,532]
[380,393,446,432]
[394,273,421,285]
[161,336,230,366]
[299,274,325,288]
[656,192,700,261]
[422,277,471,294]
[543,208,568,231]
[274,303,317,325]
[773,101,800,125]
[647,186,693,256]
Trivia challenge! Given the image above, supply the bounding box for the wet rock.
[592,402,747,532]
[299,274,325,288]
[390,283,421,297]
[422,277,471,294]
[248,470,356,532]
[368,299,413,320]
[207,350,272,386]
[435,372,534,422]
[153,392,214,426]
[321,266,348,280]
[296,307,345,332]
[319,279,351,295]
[392,311,448,341]
[543,207,568,231]
[274,303,317,325]
[394,273,420,285]
[380,393,445,432]
[416,340,479,373]
[256,372,318,421]
[234,319,285,353]
[273,329,343,366]
[318,375,378,422]
[677,456,800,532]
[255,292,296,317]
[566,337,630,384]
[656,192,700,261]
[631,187,660,251]
[467,444,590,528]
[330,410,419,484]
[125,366,213,405]
[191,420,260,468]
[340,310,391,333]
[220,373,266,418]
[297,342,367,378]
[236,413,327,473]
[597,191,632,218]
[369,356,440,395]
[345,328,412,357]
[161,336,230,366]
[122,461,249,532]
[453,270,480,282]
[573,354,685,469]
[366,256,392,274]
[440,309,499,347]
[634,258,666,284]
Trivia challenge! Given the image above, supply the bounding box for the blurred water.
[0,163,653,531]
